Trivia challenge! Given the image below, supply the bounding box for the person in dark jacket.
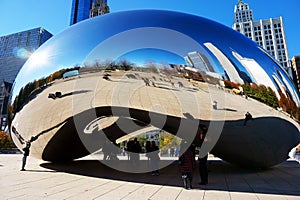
[179,142,195,189]
[21,140,31,171]
[198,126,208,185]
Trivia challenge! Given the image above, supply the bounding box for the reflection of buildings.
[184,51,214,72]
[0,81,12,131]
[70,0,93,25]
[291,56,300,93]
[70,0,110,25]
[232,0,290,71]
[89,0,110,18]
[204,42,244,84]
[0,27,52,130]
[0,27,52,83]
[232,51,280,98]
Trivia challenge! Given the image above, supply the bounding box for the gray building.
[0,27,52,130]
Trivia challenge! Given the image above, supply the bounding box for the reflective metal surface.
[8,10,300,170]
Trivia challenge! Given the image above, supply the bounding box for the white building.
[232,0,290,72]
[204,42,244,84]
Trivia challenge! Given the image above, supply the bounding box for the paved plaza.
[1,154,300,200]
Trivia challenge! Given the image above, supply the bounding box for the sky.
[0,0,299,58]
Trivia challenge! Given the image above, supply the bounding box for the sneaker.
[20,169,25,171]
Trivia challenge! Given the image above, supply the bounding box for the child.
[179,143,195,189]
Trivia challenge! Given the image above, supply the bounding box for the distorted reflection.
[8,10,300,170]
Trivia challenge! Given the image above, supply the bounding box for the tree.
[0,131,15,148]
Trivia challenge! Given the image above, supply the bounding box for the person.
[198,127,208,185]
[289,145,300,164]
[149,141,160,176]
[179,142,195,190]
[21,140,31,171]
[244,111,253,126]
[131,138,141,165]
[102,139,111,160]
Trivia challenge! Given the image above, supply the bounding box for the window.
[26,32,31,46]
[17,34,22,46]
[4,37,9,51]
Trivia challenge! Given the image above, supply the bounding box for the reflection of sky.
[116,48,185,66]
[83,27,207,67]
[11,10,299,105]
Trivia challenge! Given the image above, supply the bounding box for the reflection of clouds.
[204,42,244,84]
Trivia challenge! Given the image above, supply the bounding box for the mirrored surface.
[8,10,300,170]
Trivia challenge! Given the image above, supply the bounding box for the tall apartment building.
[232,0,290,71]
[70,0,93,25]
[0,27,52,130]
[89,0,110,18]
[291,56,300,93]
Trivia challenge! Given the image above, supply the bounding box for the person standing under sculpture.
[149,141,160,176]
[179,142,195,190]
[21,140,31,171]
[198,127,208,185]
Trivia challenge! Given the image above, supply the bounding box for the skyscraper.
[0,27,52,130]
[291,56,300,93]
[89,0,110,18]
[70,0,93,25]
[232,0,290,72]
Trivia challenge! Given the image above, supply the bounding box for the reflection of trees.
[0,131,15,148]
[279,91,299,120]
[242,82,300,121]
[10,68,68,116]
[159,131,181,152]
[242,83,279,108]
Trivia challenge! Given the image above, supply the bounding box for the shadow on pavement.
[40,159,300,196]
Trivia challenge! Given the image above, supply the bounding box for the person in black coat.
[21,141,31,171]
[198,127,208,185]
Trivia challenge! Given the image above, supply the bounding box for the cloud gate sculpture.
[8,10,300,170]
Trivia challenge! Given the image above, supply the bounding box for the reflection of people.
[179,143,195,190]
[102,139,110,160]
[289,145,300,164]
[212,101,217,110]
[131,138,141,165]
[149,141,160,176]
[244,111,253,126]
[198,127,208,185]
[21,141,31,171]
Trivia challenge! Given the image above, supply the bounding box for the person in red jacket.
[179,142,195,189]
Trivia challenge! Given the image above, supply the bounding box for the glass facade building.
[0,27,52,131]
[70,0,93,25]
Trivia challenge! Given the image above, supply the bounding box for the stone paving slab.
[0,154,300,200]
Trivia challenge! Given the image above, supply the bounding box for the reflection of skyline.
[204,42,244,84]
[232,51,280,98]
[184,51,214,73]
